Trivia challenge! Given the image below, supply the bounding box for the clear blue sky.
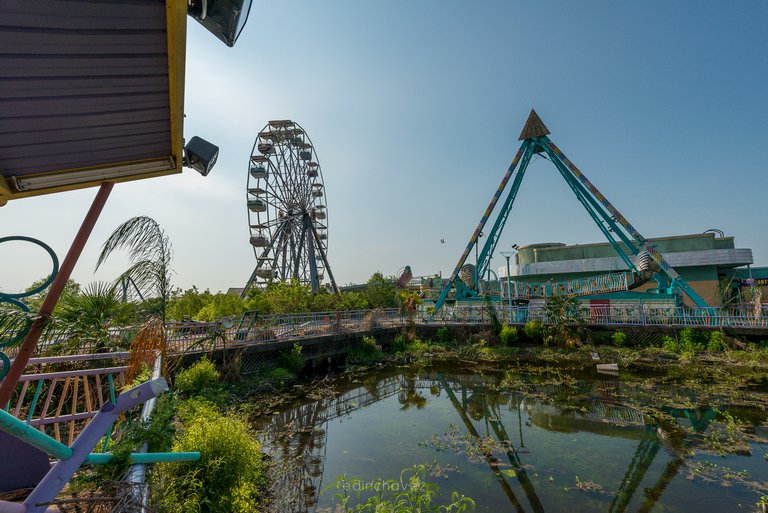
[2,1,767,294]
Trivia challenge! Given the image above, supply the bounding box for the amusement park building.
[498,232,758,306]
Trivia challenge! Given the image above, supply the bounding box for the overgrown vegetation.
[347,336,384,365]
[174,357,220,394]
[543,296,584,347]
[72,357,267,512]
[499,325,519,346]
[155,400,265,513]
[166,272,405,321]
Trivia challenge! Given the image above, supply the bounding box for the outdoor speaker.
[188,0,253,47]
[184,136,220,177]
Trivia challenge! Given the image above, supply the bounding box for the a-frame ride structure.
[433,110,709,312]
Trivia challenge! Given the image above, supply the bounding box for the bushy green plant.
[175,358,220,394]
[662,329,705,358]
[679,328,705,352]
[612,331,628,347]
[662,334,680,353]
[499,325,519,346]
[347,336,384,365]
[279,343,305,374]
[156,409,265,513]
[707,331,727,352]
[391,333,409,353]
[263,366,294,383]
[590,331,613,345]
[435,326,454,345]
[523,321,544,341]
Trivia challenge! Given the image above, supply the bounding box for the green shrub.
[391,333,409,353]
[435,326,454,345]
[279,343,305,374]
[156,409,265,513]
[347,336,384,365]
[590,331,613,345]
[662,329,705,357]
[612,331,628,347]
[523,321,544,341]
[679,328,705,353]
[499,325,519,346]
[175,358,220,394]
[263,367,294,383]
[662,334,680,353]
[707,331,727,352]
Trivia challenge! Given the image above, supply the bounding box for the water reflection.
[256,365,768,513]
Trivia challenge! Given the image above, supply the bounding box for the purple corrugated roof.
[0,0,172,178]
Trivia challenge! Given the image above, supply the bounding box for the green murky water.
[255,362,768,512]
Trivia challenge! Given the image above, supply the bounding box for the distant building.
[498,232,760,306]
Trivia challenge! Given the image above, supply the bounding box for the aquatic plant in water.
[325,464,475,512]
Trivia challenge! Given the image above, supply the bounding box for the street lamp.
[500,251,513,301]
[474,231,483,292]
[501,248,517,323]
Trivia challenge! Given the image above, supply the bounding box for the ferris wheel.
[244,120,338,294]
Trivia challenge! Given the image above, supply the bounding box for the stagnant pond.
[254,361,768,512]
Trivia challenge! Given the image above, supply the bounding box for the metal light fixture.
[10,159,176,192]
[183,136,220,176]
[187,0,253,47]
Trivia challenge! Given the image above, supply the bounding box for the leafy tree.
[96,216,174,321]
[244,288,272,315]
[168,286,213,321]
[22,277,81,313]
[263,280,314,313]
[335,291,369,311]
[309,288,336,312]
[196,293,246,322]
[364,272,398,308]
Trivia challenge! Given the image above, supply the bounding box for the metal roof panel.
[0,0,182,199]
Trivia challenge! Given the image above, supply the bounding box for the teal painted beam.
[434,142,528,311]
[0,407,73,460]
[85,451,201,465]
[475,142,535,284]
[541,139,638,271]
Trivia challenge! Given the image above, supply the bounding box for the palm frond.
[96,216,174,320]
[0,306,80,355]
[96,216,171,270]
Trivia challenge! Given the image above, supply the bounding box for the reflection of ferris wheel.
[244,120,338,294]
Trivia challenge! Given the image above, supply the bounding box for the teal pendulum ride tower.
[432,110,709,312]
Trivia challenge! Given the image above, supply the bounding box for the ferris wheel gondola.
[244,120,338,294]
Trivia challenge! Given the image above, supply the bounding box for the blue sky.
[2,1,767,294]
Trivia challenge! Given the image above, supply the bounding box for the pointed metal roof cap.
[518,109,551,140]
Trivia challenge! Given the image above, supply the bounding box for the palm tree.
[56,281,135,352]
[96,216,174,321]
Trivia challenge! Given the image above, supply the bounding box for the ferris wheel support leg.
[311,225,339,294]
[307,231,320,294]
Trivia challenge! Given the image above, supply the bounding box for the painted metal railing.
[4,353,127,445]
[164,308,406,354]
[427,303,768,329]
[5,304,767,365]
[505,273,629,299]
